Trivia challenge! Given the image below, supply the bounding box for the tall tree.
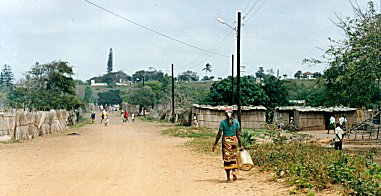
[97,89,122,106]
[7,61,82,110]
[126,86,157,112]
[0,64,14,87]
[178,70,199,82]
[206,76,269,106]
[262,75,289,109]
[305,1,381,107]
[294,70,302,79]
[107,48,113,73]
[83,86,95,104]
[202,63,212,77]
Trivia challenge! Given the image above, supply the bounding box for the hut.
[192,104,266,129]
[274,106,357,131]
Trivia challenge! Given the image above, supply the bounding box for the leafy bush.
[250,143,381,194]
[240,129,256,148]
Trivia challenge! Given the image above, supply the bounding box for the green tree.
[202,63,212,77]
[305,1,381,107]
[262,75,289,109]
[131,69,165,83]
[107,48,113,73]
[83,86,95,104]
[126,86,157,111]
[0,64,14,87]
[178,70,199,82]
[89,71,132,86]
[206,76,269,106]
[255,67,266,79]
[294,70,302,79]
[132,70,146,83]
[7,61,82,110]
[97,90,122,106]
[313,72,322,79]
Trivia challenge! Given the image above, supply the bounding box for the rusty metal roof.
[276,106,356,112]
[192,104,267,111]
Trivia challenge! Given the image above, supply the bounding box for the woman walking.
[212,108,244,183]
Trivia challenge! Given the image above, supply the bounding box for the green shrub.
[250,143,381,194]
[240,129,256,148]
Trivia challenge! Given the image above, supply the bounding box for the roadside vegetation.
[162,125,381,194]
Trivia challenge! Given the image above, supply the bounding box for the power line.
[244,0,269,24]
[242,0,253,13]
[183,29,235,70]
[243,0,261,20]
[83,0,229,58]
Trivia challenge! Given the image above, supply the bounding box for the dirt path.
[0,113,290,196]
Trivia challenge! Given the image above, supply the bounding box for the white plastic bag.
[237,150,254,171]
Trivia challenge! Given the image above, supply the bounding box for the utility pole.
[231,54,234,105]
[237,12,242,126]
[171,64,175,123]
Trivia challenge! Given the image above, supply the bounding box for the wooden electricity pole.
[237,12,242,126]
[171,64,175,123]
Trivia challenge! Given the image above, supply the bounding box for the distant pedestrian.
[289,117,294,125]
[339,114,348,134]
[91,111,96,123]
[339,114,347,127]
[124,111,129,123]
[104,111,109,126]
[193,113,198,127]
[100,110,105,123]
[327,115,335,134]
[334,123,344,150]
[131,113,135,122]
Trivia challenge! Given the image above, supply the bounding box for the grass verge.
[251,142,381,195]
[162,126,381,194]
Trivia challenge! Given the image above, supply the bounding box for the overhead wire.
[184,33,235,72]
[243,0,269,24]
[181,0,255,74]
[183,29,235,71]
[83,0,229,58]
[242,0,253,13]
[243,0,262,20]
[240,0,269,75]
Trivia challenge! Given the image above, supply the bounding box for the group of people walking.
[90,109,135,126]
[121,110,135,123]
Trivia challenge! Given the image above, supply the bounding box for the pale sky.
[0,0,378,81]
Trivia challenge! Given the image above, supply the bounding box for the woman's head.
[224,108,234,125]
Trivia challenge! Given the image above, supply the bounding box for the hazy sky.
[0,0,378,81]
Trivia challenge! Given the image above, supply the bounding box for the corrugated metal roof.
[192,104,267,111]
[276,106,356,112]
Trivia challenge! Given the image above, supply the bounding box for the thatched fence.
[192,104,267,129]
[0,109,68,141]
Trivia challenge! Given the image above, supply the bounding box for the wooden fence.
[0,109,68,141]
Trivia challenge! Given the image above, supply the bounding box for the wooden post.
[237,12,242,126]
[377,113,381,139]
[171,64,175,123]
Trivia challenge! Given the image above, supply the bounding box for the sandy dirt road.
[0,113,290,196]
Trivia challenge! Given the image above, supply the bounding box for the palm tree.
[202,63,212,77]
